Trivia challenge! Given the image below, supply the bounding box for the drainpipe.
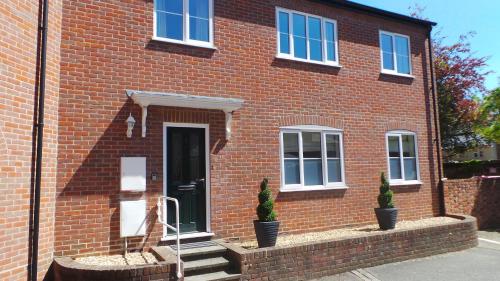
[427,28,446,216]
[31,0,49,280]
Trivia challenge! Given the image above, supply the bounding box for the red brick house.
[1,0,444,280]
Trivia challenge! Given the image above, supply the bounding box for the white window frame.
[385,130,421,186]
[279,125,347,192]
[153,0,215,49]
[276,7,340,67]
[379,30,413,77]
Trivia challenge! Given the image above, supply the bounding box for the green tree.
[476,88,500,142]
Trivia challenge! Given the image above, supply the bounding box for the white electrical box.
[120,157,146,191]
[120,199,146,238]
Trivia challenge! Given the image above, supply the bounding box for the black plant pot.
[254,220,280,248]
[374,208,398,230]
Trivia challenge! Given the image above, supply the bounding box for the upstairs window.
[276,8,339,66]
[280,126,346,191]
[380,31,411,75]
[154,0,213,47]
[386,131,420,184]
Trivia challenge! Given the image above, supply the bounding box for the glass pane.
[189,17,209,41]
[302,132,321,158]
[326,41,335,61]
[308,17,321,40]
[388,136,400,157]
[283,133,299,158]
[279,12,289,33]
[284,159,300,184]
[328,159,342,183]
[325,22,335,42]
[280,34,290,54]
[156,0,183,14]
[189,0,209,18]
[157,12,183,40]
[404,158,417,180]
[395,36,410,74]
[326,134,340,158]
[309,40,322,61]
[390,158,402,179]
[381,34,394,70]
[292,14,306,59]
[304,159,323,186]
[293,37,307,59]
[402,135,416,157]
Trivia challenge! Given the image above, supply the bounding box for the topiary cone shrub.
[256,178,277,222]
[374,172,398,230]
[254,178,279,248]
[378,172,395,209]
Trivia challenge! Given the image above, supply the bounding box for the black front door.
[166,127,207,234]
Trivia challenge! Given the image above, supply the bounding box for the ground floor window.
[280,126,346,191]
[386,131,420,184]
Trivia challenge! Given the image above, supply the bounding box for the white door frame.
[163,122,212,238]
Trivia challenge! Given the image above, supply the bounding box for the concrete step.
[184,271,241,281]
[180,245,227,259]
[184,256,230,273]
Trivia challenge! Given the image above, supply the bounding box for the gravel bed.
[75,252,158,266]
[238,217,459,249]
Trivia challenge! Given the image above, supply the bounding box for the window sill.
[389,180,422,186]
[381,70,415,79]
[280,184,348,192]
[276,54,342,68]
[152,36,217,50]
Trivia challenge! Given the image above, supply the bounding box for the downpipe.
[31,0,49,280]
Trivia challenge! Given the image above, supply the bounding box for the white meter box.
[121,157,146,191]
[120,199,146,238]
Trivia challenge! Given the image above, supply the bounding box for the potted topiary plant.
[374,172,398,230]
[253,178,279,248]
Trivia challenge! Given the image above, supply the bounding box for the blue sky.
[351,0,500,90]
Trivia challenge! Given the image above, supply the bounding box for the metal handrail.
[157,196,182,279]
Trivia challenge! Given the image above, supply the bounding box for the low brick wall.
[53,249,177,281]
[444,177,500,229]
[224,215,477,281]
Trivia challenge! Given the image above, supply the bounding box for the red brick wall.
[0,1,62,280]
[55,0,440,257]
[444,178,500,228]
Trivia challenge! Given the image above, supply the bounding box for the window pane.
[390,158,402,179]
[309,40,322,61]
[278,12,290,54]
[325,22,336,61]
[283,133,299,158]
[308,17,322,61]
[328,159,342,182]
[395,36,410,74]
[156,0,183,14]
[302,132,321,158]
[404,158,417,180]
[381,34,394,70]
[284,159,300,184]
[388,136,400,157]
[308,17,321,40]
[189,0,209,18]
[326,134,340,158]
[304,159,323,186]
[402,135,416,157]
[157,11,183,40]
[292,14,307,59]
[189,18,209,41]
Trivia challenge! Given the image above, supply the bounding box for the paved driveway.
[314,229,500,281]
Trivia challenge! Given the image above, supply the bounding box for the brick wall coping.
[53,248,176,281]
[222,215,478,280]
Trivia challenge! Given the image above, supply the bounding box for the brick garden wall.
[56,0,441,257]
[0,1,62,280]
[225,215,478,281]
[444,177,500,229]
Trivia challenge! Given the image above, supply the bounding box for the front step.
[165,242,241,280]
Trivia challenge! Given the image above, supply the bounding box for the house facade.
[1,0,442,280]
